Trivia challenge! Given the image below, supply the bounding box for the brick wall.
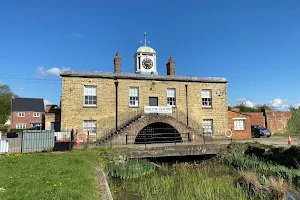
[247,112,265,127]
[265,110,292,133]
[10,111,44,129]
[61,76,228,138]
[228,110,251,139]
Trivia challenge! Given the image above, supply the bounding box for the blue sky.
[0,0,300,110]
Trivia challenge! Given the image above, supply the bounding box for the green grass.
[107,159,155,179]
[0,151,100,200]
[228,155,300,186]
[109,161,249,200]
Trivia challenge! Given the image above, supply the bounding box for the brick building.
[45,105,61,131]
[10,97,45,129]
[229,108,293,134]
[60,34,228,143]
[228,109,251,139]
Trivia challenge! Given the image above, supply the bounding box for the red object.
[288,134,292,145]
[191,135,195,142]
[75,140,81,147]
[76,132,88,143]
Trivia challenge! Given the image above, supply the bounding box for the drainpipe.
[185,84,189,126]
[114,80,119,130]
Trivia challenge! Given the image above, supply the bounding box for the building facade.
[10,98,45,129]
[60,37,228,143]
[45,105,61,131]
[228,109,251,139]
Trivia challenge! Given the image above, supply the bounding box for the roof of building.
[60,70,227,83]
[11,98,45,112]
[136,46,156,54]
[228,109,251,116]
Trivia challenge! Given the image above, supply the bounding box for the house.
[230,108,293,134]
[228,108,251,139]
[45,105,61,131]
[10,97,45,129]
[59,34,228,143]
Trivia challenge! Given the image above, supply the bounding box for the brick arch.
[135,122,182,144]
[125,115,192,143]
[111,115,201,145]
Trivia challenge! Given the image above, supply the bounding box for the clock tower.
[134,32,157,75]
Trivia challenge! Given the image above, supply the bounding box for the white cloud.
[292,103,300,109]
[38,66,71,76]
[68,33,83,38]
[18,87,24,91]
[236,98,256,108]
[44,99,53,106]
[269,98,289,111]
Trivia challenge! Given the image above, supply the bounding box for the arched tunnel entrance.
[134,122,182,144]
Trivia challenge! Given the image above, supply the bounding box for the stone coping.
[60,70,227,83]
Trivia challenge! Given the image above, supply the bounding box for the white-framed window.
[203,119,213,133]
[83,120,97,136]
[16,124,26,129]
[84,85,97,106]
[167,88,176,106]
[234,119,246,130]
[202,89,212,107]
[33,112,40,117]
[129,87,139,107]
[18,112,25,117]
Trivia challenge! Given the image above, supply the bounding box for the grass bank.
[109,161,248,200]
[0,151,99,200]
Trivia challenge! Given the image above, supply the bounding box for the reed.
[109,161,249,200]
[106,159,155,179]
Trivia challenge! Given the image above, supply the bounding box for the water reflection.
[115,191,143,200]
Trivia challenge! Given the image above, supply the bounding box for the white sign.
[144,106,172,114]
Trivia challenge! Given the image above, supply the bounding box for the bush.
[0,125,9,134]
[9,128,26,133]
[286,109,300,135]
[236,171,289,200]
[229,142,300,169]
[228,155,300,186]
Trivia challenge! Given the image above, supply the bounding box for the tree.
[0,84,16,124]
[233,103,271,113]
[286,107,300,135]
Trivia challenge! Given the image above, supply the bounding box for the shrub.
[286,109,300,135]
[228,155,300,186]
[0,125,9,134]
[236,171,289,200]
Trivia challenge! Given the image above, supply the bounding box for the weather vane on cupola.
[141,32,150,46]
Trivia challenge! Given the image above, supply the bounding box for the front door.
[149,97,158,106]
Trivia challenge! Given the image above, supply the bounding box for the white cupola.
[134,32,157,75]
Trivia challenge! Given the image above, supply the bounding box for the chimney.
[46,105,56,113]
[114,52,121,73]
[166,57,175,76]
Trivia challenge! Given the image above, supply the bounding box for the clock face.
[142,58,153,69]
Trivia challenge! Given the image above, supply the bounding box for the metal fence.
[0,130,74,154]
[0,128,235,154]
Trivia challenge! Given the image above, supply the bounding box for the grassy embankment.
[0,150,100,200]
